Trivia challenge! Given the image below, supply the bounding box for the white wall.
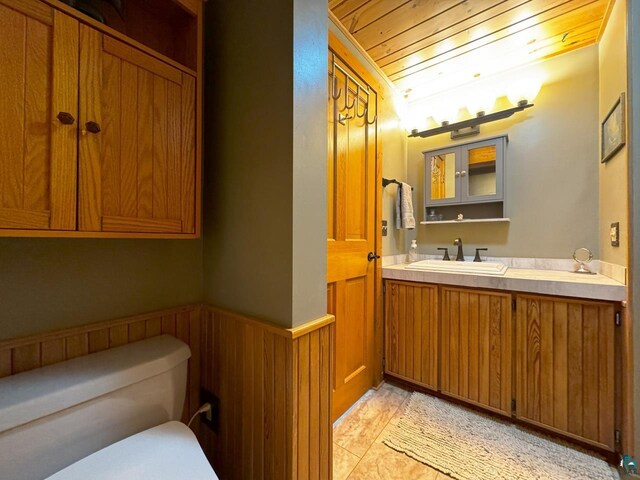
[599,0,629,267]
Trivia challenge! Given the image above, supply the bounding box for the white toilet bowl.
[47,421,217,480]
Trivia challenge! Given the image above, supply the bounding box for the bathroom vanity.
[382,260,626,452]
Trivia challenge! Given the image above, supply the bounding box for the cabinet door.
[384,281,438,390]
[441,287,512,415]
[424,147,460,207]
[460,137,504,203]
[516,295,615,450]
[0,3,78,231]
[78,27,196,234]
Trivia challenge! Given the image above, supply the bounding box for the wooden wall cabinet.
[441,286,512,416]
[384,281,438,390]
[516,294,616,451]
[0,0,201,238]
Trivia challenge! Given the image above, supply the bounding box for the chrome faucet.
[453,238,464,261]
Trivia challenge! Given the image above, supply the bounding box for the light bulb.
[431,102,460,126]
[507,77,541,106]
[466,88,496,117]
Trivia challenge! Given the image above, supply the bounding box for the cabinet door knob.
[461,170,467,176]
[57,112,75,125]
[83,121,101,135]
[455,171,461,177]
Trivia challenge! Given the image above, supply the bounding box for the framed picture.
[601,92,626,163]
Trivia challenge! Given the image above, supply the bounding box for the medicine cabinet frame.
[423,135,507,209]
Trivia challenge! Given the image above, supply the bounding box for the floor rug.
[383,392,619,480]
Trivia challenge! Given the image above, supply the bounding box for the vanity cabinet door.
[440,286,512,416]
[384,281,439,390]
[0,3,78,231]
[77,27,197,235]
[515,294,616,451]
[423,147,460,206]
[460,137,504,203]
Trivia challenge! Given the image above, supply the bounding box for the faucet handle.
[474,248,488,263]
[437,248,450,261]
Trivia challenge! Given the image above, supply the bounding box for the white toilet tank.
[0,335,191,480]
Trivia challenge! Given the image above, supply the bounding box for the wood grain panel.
[516,294,616,451]
[78,31,197,235]
[441,286,512,416]
[0,0,53,25]
[330,0,609,101]
[384,280,438,390]
[78,24,103,231]
[199,306,334,480]
[0,5,77,231]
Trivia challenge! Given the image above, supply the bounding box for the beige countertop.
[382,262,627,302]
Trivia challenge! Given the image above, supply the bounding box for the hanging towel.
[396,183,415,229]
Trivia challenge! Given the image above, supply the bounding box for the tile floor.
[333,382,450,480]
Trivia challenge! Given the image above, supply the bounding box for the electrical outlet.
[200,388,219,432]
[610,222,620,247]
[382,220,388,237]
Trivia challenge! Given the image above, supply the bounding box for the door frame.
[328,31,384,389]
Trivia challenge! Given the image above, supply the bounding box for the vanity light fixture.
[409,102,533,139]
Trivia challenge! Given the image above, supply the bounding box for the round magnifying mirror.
[573,247,595,274]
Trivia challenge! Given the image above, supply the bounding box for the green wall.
[202,0,327,328]
[405,46,600,259]
[0,238,203,341]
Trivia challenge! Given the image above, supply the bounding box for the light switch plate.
[610,222,620,247]
[382,220,388,237]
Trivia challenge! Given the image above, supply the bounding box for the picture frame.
[601,92,626,163]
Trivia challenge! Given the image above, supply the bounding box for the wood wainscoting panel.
[199,306,334,480]
[1,304,335,479]
[0,305,202,424]
[515,294,616,451]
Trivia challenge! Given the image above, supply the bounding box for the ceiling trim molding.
[328,10,397,95]
[597,0,617,42]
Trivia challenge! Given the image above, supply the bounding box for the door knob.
[57,112,75,125]
[82,121,101,135]
[367,252,380,262]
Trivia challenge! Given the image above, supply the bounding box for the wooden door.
[78,27,196,234]
[0,2,78,231]
[516,294,616,450]
[384,281,438,390]
[441,286,512,416]
[327,52,377,421]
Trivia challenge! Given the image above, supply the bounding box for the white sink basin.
[406,259,508,276]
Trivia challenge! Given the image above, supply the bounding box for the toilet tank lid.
[0,335,190,434]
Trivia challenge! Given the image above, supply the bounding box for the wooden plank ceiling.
[329,0,610,102]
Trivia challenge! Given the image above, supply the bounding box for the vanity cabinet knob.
[56,112,75,125]
[455,171,461,177]
[83,121,101,135]
[461,170,467,177]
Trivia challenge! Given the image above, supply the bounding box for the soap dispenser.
[409,240,418,263]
